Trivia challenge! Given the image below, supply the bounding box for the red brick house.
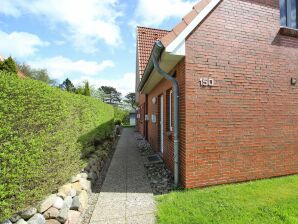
[136,0,298,188]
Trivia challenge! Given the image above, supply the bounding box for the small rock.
[57,205,69,224]
[79,179,91,193]
[27,214,45,224]
[64,196,73,208]
[70,196,80,211]
[71,175,80,183]
[52,197,64,209]
[69,188,76,198]
[80,173,88,179]
[71,182,82,195]
[38,194,57,213]
[65,210,80,224]
[10,214,21,222]
[57,184,72,198]
[20,208,37,220]
[0,220,12,224]
[16,219,27,224]
[43,207,59,219]
[45,220,60,224]
[78,191,88,211]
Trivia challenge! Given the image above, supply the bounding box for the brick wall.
[145,60,186,183]
[184,0,298,188]
[137,94,146,136]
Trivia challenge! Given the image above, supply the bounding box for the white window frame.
[169,90,173,132]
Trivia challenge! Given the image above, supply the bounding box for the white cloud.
[29,56,115,79]
[54,40,66,46]
[73,72,135,96]
[0,31,49,58]
[132,0,197,27]
[0,0,123,53]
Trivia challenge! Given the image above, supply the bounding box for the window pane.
[287,0,297,28]
[280,0,287,26]
[290,0,297,28]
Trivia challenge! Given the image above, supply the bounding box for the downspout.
[152,40,180,187]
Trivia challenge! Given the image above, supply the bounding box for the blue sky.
[0,0,196,96]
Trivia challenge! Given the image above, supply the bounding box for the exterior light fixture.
[152,97,157,104]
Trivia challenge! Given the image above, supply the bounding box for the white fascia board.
[165,0,221,56]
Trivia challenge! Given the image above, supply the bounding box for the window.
[280,0,298,29]
[169,90,173,132]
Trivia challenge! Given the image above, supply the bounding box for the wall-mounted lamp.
[291,77,297,86]
[152,97,157,104]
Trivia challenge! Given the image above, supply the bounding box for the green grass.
[156,175,298,224]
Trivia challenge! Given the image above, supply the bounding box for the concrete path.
[89,128,156,224]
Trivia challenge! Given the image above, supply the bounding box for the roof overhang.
[137,0,222,94]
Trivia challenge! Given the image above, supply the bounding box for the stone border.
[1,130,120,224]
[135,132,174,195]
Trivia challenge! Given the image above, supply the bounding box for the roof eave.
[137,41,164,92]
[137,0,222,93]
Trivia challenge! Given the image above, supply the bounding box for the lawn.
[156,175,298,224]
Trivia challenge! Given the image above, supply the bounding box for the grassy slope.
[156,175,298,224]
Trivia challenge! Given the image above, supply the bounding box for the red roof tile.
[161,0,212,47]
[137,26,169,77]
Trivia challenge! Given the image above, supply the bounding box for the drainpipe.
[152,40,180,187]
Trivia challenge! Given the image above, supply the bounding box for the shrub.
[114,107,129,125]
[0,57,17,74]
[0,72,114,219]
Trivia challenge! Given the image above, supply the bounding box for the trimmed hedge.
[114,107,129,125]
[0,72,114,219]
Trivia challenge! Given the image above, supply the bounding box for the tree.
[59,78,76,92]
[124,92,137,109]
[0,57,17,74]
[83,81,91,96]
[17,62,56,85]
[75,81,91,96]
[98,86,122,104]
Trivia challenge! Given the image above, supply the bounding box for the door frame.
[159,95,164,154]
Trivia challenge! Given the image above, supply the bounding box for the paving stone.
[89,128,156,224]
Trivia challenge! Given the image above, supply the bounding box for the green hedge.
[0,72,114,219]
[114,107,129,125]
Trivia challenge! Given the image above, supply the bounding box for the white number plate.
[199,78,214,87]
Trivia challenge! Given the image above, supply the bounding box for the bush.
[0,57,17,74]
[0,72,114,219]
[114,107,129,125]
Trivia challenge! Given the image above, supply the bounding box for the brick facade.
[184,0,298,188]
[137,0,298,188]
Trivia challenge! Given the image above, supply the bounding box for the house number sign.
[199,78,214,87]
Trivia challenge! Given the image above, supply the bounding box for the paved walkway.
[89,128,156,224]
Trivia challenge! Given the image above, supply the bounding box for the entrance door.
[160,95,164,154]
